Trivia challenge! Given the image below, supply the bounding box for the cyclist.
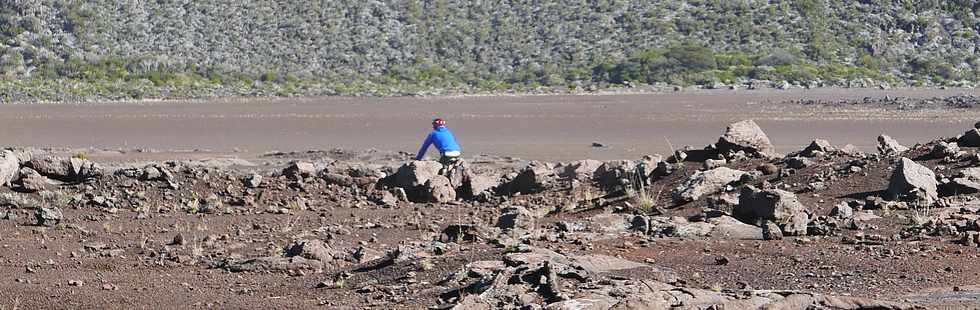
[415,118,461,166]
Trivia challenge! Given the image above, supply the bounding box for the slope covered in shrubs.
[0,0,978,101]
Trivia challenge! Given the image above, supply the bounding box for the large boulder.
[35,205,63,227]
[734,186,809,235]
[390,161,446,202]
[393,161,443,189]
[707,216,765,240]
[0,150,18,187]
[594,160,639,189]
[283,239,346,264]
[283,161,316,180]
[424,175,456,203]
[876,135,908,156]
[496,206,534,231]
[716,120,775,157]
[459,174,498,199]
[506,161,557,195]
[801,139,834,157]
[886,157,938,205]
[27,156,102,183]
[958,128,980,147]
[945,167,980,194]
[557,159,604,181]
[242,173,263,188]
[17,168,56,193]
[929,141,960,159]
[786,157,813,169]
[671,167,748,203]
[321,172,354,187]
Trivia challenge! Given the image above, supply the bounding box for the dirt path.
[2,88,978,161]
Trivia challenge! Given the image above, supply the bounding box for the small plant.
[72,151,88,160]
[418,258,434,271]
[626,170,657,213]
[185,203,200,215]
[909,199,935,226]
[185,193,201,214]
[330,273,347,289]
[708,283,723,292]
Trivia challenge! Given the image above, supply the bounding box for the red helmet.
[432,118,446,128]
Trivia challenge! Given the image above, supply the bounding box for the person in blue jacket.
[416,118,461,165]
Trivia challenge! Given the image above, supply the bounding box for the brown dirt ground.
[4,91,980,309]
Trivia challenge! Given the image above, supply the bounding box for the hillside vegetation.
[1,0,979,101]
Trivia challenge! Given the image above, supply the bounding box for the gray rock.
[786,157,813,169]
[703,158,727,170]
[321,173,354,187]
[762,221,784,240]
[630,215,650,234]
[851,211,882,223]
[35,205,63,227]
[947,167,980,194]
[283,161,316,180]
[708,216,764,240]
[651,161,675,179]
[0,150,19,187]
[17,168,56,193]
[802,139,834,157]
[224,256,323,273]
[545,284,915,310]
[672,167,747,203]
[393,188,409,202]
[839,144,861,156]
[706,192,740,214]
[592,159,644,189]
[734,186,809,235]
[283,239,343,263]
[460,174,497,199]
[496,206,534,231]
[424,175,456,203]
[716,120,775,157]
[929,141,960,159]
[27,156,102,183]
[756,163,779,175]
[958,128,980,147]
[877,135,908,155]
[587,213,632,234]
[394,160,443,189]
[141,165,164,181]
[569,254,652,274]
[242,173,263,188]
[507,161,557,194]
[369,190,398,207]
[831,202,854,219]
[777,80,791,90]
[962,231,979,247]
[557,159,603,180]
[886,157,938,205]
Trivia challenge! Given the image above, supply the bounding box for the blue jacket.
[416,126,461,160]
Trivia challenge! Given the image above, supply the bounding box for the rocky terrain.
[782,94,980,111]
[7,119,980,308]
[2,1,980,101]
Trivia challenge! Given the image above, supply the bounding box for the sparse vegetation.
[626,171,657,213]
[71,151,88,160]
[1,1,979,102]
